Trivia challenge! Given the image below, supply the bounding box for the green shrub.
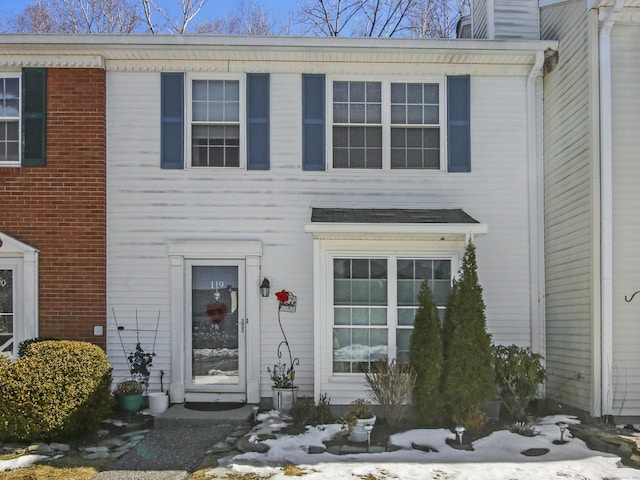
[17,336,58,359]
[291,393,333,427]
[0,340,113,442]
[409,281,444,425]
[441,241,495,428]
[493,344,546,421]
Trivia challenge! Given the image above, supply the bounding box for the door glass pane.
[191,266,239,385]
[0,270,13,357]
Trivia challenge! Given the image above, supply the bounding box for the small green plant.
[127,342,155,388]
[291,393,333,427]
[114,378,144,396]
[349,398,374,418]
[341,398,374,429]
[510,421,539,437]
[267,361,295,389]
[492,344,546,421]
[365,359,416,425]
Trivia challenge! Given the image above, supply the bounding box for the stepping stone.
[521,448,549,456]
[411,442,438,453]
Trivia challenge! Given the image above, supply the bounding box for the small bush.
[17,336,58,359]
[291,393,333,426]
[365,360,416,425]
[0,340,113,442]
[493,344,546,421]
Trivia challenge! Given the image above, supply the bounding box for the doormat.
[183,402,246,411]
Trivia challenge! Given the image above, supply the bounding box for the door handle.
[241,318,246,333]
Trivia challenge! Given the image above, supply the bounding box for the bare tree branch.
[10,0,140,33]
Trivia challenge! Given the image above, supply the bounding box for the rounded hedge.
[0,340,114,442]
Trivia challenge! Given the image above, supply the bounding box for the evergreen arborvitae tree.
[441,241,494,427]
[408,280,444,425]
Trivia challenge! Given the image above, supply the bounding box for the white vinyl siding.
[611,24,640,416]
[540,0,595,414]
[107,66,538,401]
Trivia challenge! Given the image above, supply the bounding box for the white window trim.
[309,235,476,403]
[0,73,21,168]
[185,73,246,170]
[0,232,39,357]
[168,241,262,404]
[326,75,447,172]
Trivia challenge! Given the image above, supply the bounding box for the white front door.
[185,260,246,399]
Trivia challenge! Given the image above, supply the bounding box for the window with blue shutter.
[247,74,270,170]
[446,75,471,172]
[21,68,47,167]
[161,72,184,169]
[302,74,325,171]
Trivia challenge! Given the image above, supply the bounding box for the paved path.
[92,424,237,480]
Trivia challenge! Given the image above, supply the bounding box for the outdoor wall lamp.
[260,278,270,298]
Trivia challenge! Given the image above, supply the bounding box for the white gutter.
[599,0,625,418]
[527,51,546,358]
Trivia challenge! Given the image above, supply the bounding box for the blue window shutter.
[302,74,325,171]
[22,68,47,167]
[161,72,184,169]
[247,73,270,170]
[447,75,471,172]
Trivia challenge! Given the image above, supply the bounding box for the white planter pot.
[349,415,376,442]
[148,392,169,414]
[272,386,298,412]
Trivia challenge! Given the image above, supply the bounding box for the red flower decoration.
[275,290,289,304]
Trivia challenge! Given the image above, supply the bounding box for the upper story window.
[330,78,443,170]
[190,78,241,168]
[0,75,20,166]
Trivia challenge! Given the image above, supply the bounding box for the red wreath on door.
[206,303,228,324]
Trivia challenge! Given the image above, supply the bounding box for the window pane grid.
[0,77,20,164]
[333,257,452,373]
[332,80,442,170]
[333,81,382,169]
[333,259,388,372]
[191,79,240,168]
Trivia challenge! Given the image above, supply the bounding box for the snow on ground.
[217,411,640,480]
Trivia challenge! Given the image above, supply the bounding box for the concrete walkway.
[92,403,255,479]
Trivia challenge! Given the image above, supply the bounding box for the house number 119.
[211,281,224,289]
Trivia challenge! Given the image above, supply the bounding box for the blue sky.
[0,0,300,29]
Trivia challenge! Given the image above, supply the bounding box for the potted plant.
[114,378,144,412]
[344,398,376,442]
[268,289,299,411]
[268,360,298,411]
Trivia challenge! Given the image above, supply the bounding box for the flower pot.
[148,392,169,414]
[117,393,143,413]
[348,415,376,442]
[272,386,298,412]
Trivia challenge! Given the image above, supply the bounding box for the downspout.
[527,51,546,359]
[599,0,625,418]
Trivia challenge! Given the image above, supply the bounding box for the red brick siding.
[0,68,106,348]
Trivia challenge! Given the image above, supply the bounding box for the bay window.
[332,256,451,373]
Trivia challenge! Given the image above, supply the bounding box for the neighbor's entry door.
[186,260,246,397]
